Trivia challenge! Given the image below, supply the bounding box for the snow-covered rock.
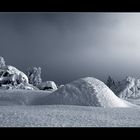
[38,77,136,107]
[38,81,58,90]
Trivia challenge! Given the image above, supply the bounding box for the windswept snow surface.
[0,105,140,127]
[36,77,136,107]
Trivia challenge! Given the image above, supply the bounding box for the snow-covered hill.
[35,77,136,107]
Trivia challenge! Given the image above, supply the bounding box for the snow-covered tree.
[0,56,6,68]
[27,67,42,87]
[106,75,115,88]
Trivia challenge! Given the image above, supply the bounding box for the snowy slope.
[35,77,137,107]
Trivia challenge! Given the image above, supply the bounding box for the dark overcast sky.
[0,12,140,84]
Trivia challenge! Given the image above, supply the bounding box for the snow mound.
[37,77,136,107]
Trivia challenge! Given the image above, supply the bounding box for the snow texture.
[0,105,140,127]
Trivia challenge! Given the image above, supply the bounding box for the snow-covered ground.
[0,77,140,127]
[0,89,139,127]
[0,105,140,127]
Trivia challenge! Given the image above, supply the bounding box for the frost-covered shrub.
[27,67,42,87]
[0,56,6,68]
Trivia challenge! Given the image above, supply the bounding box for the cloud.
[0,12,140,84]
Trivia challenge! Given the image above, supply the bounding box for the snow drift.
[35,77,136,107]
[0,89,53,105]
